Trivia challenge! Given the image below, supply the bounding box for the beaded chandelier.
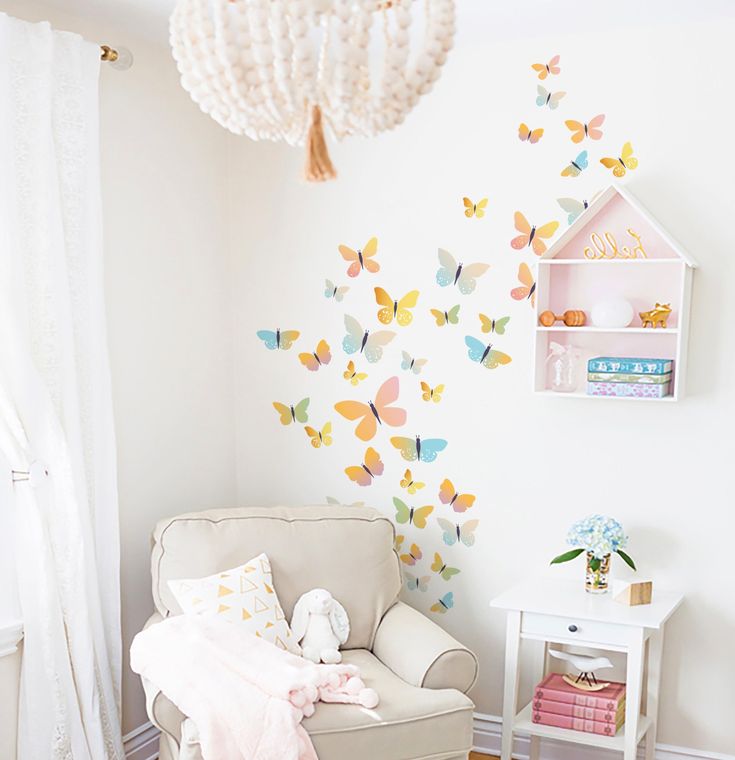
[170,0,455,181]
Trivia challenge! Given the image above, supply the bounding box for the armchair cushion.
[372,602,478,693]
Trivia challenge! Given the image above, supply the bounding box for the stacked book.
[532,673,626,737]
[587,356,673,398]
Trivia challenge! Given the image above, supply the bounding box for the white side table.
[491,578,683,760]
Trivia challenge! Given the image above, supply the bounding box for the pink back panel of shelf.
[541,262,683,327]
[553,194,681,261]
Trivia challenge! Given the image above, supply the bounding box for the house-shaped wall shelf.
[533,184,697,401]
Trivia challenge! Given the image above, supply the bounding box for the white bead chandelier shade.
[169,0,456,181]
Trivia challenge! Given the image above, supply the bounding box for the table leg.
[500,611,522,760]
[624,628,646,760]
[644,628,664,760]
[528,639,547,760]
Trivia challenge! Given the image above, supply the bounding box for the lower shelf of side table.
[513,703,652,751]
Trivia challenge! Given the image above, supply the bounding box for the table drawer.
[522,612,631,647]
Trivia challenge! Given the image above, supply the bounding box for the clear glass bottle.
[546,342,581,393]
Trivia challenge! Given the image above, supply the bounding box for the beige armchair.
[139,505,478,760]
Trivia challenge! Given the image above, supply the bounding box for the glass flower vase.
[585,552,611,594]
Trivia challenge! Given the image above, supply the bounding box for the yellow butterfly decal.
[463,197,488,218]
[304,422,332,448]
[420,381,444,403]
[343,360,367,386]
[430,305,460,326]
[400,468,425,495]
[394,534,405,553]
[399,542,423,566]
[374,287,420,327]
[600,141,638,178]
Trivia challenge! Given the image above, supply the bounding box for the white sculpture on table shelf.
[549,649,614,692]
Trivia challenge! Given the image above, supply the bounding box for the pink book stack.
[533,673,626,737]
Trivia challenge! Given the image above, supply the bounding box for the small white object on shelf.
[591,298,635,328]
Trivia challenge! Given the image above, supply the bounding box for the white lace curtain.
[0,13,124,760]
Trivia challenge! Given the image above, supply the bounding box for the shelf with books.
[532,184,696,401]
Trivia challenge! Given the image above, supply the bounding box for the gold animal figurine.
[639,302,672,328]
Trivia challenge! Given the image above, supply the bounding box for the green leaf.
[589,557,601,572]
[550,548,584,565]
[617,550,637,571]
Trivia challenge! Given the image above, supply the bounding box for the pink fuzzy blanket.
[130,614,378,760]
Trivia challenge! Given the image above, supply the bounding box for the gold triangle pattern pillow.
[167,553,300,654]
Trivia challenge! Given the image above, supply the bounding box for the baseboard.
[472,713,735,760]
[123,721,160,760]
[121,714,733,760]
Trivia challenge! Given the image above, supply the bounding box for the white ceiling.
[25,0,735,47]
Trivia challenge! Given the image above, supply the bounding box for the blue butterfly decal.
[464,336,512,370]
[256,328,300,351]
[390,435,448,463]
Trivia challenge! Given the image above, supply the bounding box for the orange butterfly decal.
[531,54,560,80]
[298,339,332,371]
[565,114,605,143]
[511,263,536,307]
[334,376,407,442]
[343,360,367,386]
[304,422,333,448]
[511,212,559,256]
[439,478,476,513]
[600,141,638,177]
[518,123,544,144]
[400,543,423,566]
[339,237,380,278]
[344,447,384,486]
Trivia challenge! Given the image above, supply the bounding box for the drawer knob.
[568,624,578,633]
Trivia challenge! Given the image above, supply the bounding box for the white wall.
[0,0,238,739]
[228,6,735,756]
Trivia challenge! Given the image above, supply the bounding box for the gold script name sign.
[583,228,647,260]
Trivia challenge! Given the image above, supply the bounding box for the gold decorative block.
[613,579,653,606]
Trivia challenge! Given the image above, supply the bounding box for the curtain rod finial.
[100,45,133,71]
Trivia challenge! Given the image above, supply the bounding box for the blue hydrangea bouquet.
[551,515,636,593]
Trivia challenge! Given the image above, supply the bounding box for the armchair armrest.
[140,613,185,747]
[372,602,478,693]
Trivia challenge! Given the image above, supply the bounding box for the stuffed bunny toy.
[290,588,350,664]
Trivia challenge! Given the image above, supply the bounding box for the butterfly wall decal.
[394,534,405,552]
[393,497,434,528]
[439,478,476,513]
[431,552,461,581]
[334,376,406,441]
[405,573,431,592]
[430,305,461,327]
[436,249,490,295]
[324,279,349,302]
[299,339,332,371]
[430,591,454,614]
[531,54,560,80]
[565,114,605,143]
[304,422,332,448]
[326,497,365,508]
[557,197,590,225]
[339,237,380,277]
[536,85,566,109]
[511,212,559,256]
[344,447,384,486]
[561,150,589,177]
[342,314,396,363]
[256,328,300,351]
[399,542,423,565]
[391,435,448,463]
[464,336,512,370]
[374,287,419,327]
[511,262,536,306]
[343,360,367,386]
[479,314,510,335]
[400,468,425,495]
[420,381,444,403]
[437,518,480,547]
[518,123,544,143]
[272,398,310,425]
[401,351,427,375]
[600,141,638,177]
[463,197,488,218]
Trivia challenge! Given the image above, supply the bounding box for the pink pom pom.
[302,702,315,718]
[289,690,306,708]
[345,676,363,695]
[359,688,379,709]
